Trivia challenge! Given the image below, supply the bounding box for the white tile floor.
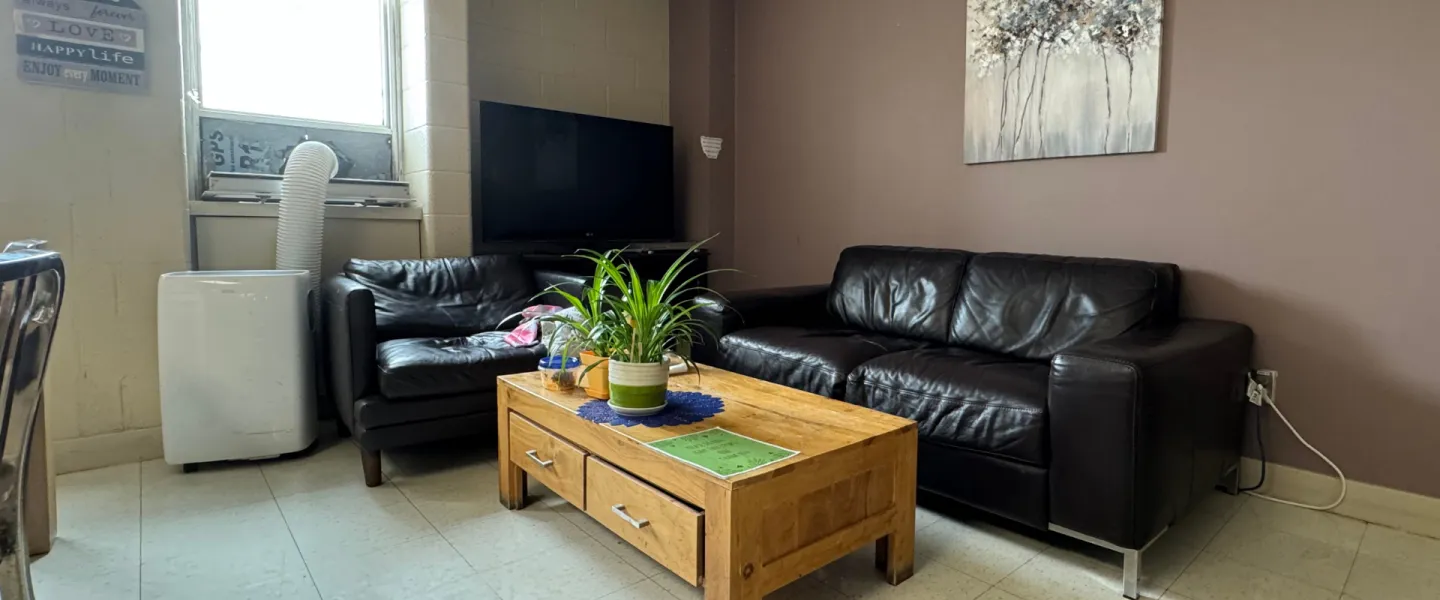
[31,438,1440,600]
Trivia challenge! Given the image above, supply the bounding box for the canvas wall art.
[965,0,1164,164]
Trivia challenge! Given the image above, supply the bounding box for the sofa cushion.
[918,440,1049,529]
[949,253,1179,360]
[846,347,1049,465]
[354,393,495,429]
[377,332,544,400]
[718,326,929,399]
[826,246,974,344]
[346,255,537,340]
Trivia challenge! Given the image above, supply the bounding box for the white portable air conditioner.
[158,270,317,470]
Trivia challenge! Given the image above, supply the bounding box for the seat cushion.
[354,392,496,429]
[377,332,544,400]
[919,441,1049,529]
[346,255,538,340]
[846,347,1049,465]
[827,246,975,343]
[949,253,1180,360]
[717,327,930,399]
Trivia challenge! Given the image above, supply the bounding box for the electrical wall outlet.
[1254,369,1278,404]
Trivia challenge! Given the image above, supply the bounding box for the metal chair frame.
[0,241,66,600]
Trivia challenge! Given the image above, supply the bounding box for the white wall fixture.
[701,136,723,160]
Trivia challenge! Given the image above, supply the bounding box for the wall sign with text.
[12,0,148,94]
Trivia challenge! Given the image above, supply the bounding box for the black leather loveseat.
[323,256,584,486]
[694,246,1253,598]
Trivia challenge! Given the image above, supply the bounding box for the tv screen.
[473,102,675,245]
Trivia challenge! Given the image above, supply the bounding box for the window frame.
[179,0,406,198]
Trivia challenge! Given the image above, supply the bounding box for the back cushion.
[346,255,537,339]
[826,246,974,343]
[949,253,1179,360]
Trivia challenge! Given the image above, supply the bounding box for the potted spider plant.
[539,256,625,399]
[540,240,720,415]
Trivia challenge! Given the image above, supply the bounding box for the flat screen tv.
[473,101,675,245]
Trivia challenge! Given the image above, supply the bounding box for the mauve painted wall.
[730,0,1440,497]
[672,0,738,289]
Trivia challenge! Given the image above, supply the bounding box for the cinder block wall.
[0,2,188,471]
[403,0,671,254]
[406,0,670,258]
[402,0,474,258]
[470,0,670,125]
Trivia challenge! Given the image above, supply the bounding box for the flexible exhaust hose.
[275,141,338,292]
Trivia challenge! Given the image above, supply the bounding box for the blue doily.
[577,391,725,427]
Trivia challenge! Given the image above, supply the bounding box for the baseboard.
[1241,457,1440,539]
[47,430,1440,539]
[55,427,164,474]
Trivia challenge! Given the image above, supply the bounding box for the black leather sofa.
[695,246,1253,598]
[323,255,584,486]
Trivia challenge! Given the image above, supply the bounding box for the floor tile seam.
[567,505,655,571]
[1203,529,1361,590]
[992,542,1054,599]
[469,534,631,600]
[642,573,705,600]
[1156,541,1210,598]
[1233,499,1370,550]
[258,465,326,600]
[1195,549,1352,596]
[392,474,493,595]
[1338,526,1370,598]
[1350,523,1440,571]
[1190,496,1247,549]
[439,510,596,573]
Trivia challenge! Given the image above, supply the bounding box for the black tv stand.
[520,245,711,289]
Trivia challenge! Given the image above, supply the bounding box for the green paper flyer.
[646,428,798,478]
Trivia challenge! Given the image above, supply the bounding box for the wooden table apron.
[495,368,917,600]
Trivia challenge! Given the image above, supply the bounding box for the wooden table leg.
[499,460,526,510]
[876,428,917,585]
[704,484,761,600]
[496,389,526,510]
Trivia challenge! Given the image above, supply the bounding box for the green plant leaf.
[538,237,737,366]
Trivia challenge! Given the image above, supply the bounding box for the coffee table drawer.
[508,413,586,508]
[585,457,703,585]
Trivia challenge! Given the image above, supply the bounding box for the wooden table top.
[498,365,916,488]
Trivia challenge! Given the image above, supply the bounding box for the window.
[195,0,389,126]
[182,0,402,187]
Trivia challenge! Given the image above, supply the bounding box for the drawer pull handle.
[610,504,650,529]
[525,450,554,468]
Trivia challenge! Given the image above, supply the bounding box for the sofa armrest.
[323,276,379,427]
[691,284,831,364]
[1048,319,1254,549]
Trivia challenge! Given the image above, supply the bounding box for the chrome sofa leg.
[1050,523,1165,599]
[1221,463,1242,495]
[1122,548,1140,599]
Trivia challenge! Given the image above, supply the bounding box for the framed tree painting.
[965,0,1164,164]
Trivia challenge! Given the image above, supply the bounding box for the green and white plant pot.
[607,360,669,416]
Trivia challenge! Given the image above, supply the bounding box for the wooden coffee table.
[496,366,918,600]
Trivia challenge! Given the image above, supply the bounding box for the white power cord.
[1244,376,1348,511]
